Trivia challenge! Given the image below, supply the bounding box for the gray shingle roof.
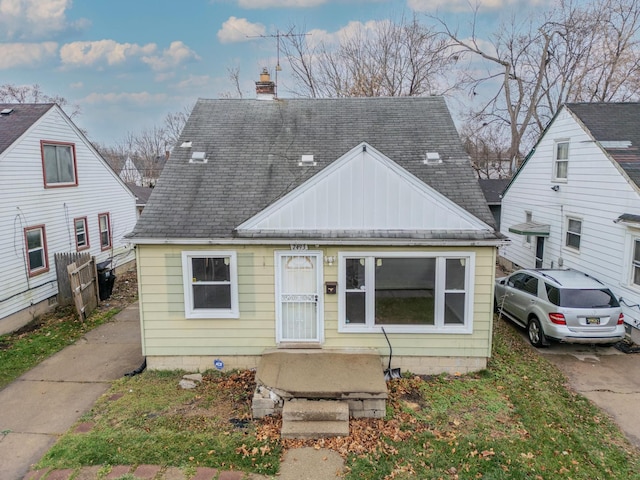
[478,179,509,205]
[566,103,640,189]
[130,97,497,240]
[0,103,54,154]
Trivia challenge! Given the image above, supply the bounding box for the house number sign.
[290,244,308,251]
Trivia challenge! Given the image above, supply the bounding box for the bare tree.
[434,0,640,166]
[0,83,81,118]
[282,15,459,98]
[460,123,512,179]
[163,104,193,148]
[219,66,244,99]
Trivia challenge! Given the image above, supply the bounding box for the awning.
[615,213,640,227]
[508,221,550,236]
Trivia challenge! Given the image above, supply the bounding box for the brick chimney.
[255,67,276,100]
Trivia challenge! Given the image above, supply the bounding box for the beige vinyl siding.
[138,244,496,359]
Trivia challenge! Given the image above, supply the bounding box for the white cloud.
[0,42,58,69]
[81,91,169,106]
[238,0,327,7]
[70,81,83,89]
[175,75,212,89]
[0,0,87,40]
[217,17,266,43]
[60,40,157,68]
[142,41,200,71]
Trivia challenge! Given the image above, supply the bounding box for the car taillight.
[617,313,624,325]
[549,313,566,325]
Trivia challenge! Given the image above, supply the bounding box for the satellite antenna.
[247,29,310,97]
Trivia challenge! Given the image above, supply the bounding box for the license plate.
[586,317,600,325]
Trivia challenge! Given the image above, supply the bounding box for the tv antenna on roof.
[247,29,310,96]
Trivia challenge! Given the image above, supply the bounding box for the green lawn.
[34,316,640,479]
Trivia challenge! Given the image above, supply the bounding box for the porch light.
[324,256,335,265]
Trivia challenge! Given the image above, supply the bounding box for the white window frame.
[25,225,49,276]
[74,217,89,251]
[182,251,239,319]
[631,237,640,289]
[565,217,582,251]
[337,251,475,334]
[98,213,111,250]
[524,211,533,247]
[553,140,569,182]
[41,141,77,187]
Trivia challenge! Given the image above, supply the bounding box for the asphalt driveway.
[509,324,640,448]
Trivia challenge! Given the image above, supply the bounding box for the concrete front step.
[282,400,350,439]
[283,399,349,422]
[281,419,350,439]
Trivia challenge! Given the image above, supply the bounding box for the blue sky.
[0,0,555,145]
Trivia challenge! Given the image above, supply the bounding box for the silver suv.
[495,269,625,347]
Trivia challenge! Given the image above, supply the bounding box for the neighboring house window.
[182,251,239,319]
[41,141,77,187]
[566,217,582,250]
[74,217,89,251]
[339,252,474,333]
[632,239,640,287]
[24,225,49,276]
[98,213,111,250]
[525,211,533,246]
[553,140,569,181]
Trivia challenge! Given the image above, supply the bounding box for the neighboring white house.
[0,103,138,334]
[499,102,640,342]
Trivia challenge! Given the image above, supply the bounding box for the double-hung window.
[41,141,77,187]
[98,213,111,250]
[74,217,89,251]
[553,140,569,182]
[632,239,640,287]
[566,217,582,250]
[182,251,239,319]
[339,252,474,333]
[24,225,49,276]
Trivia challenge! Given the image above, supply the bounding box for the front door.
[275,251,323,344]
[535,237,545,268]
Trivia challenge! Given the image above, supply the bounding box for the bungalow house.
[128,78,505,376]
[0,103,138,334]
[499,103,640,343]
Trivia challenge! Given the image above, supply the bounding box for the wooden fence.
[54,252,92,306]
[67,256,99,321]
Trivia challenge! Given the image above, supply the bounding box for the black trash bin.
[97,260,116,301]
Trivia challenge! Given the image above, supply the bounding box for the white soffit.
[237,142,488,232]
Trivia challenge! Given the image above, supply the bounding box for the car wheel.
[528,317,546,348]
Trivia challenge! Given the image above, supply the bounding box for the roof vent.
[180,141,192,148]
[424,152,442,165]
[600,140,632,149]
[298,154,317,167]
[1,108,14,115]
[189,151,208,164]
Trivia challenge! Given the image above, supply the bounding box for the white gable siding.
[0,107,138,324]
[240,143,491,233]
[500,107,640,328]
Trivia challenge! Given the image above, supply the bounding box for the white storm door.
[276,251,323,343]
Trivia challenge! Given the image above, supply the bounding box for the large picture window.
[41,141,77,187]
[182,251,239,319]
[24,225,49,276]
[339,252,474,333]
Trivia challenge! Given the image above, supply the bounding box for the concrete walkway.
[535,341,640,448]
[1,303,344,480]
[0,303,144,480]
